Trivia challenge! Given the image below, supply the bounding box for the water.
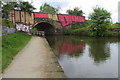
[46,36,120,78]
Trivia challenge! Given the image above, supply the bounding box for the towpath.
[3,36,65,78]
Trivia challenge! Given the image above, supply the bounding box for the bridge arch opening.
[34,22,55,35]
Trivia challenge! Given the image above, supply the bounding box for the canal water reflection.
[46,36,119,78]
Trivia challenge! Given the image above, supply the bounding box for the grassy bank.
[64,25,120,37]
[64,27,89,36]
[2,32,31,71]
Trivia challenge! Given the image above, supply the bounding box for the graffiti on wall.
[16,24,31,32]
[10,10,34,25]
[10,10,86,28]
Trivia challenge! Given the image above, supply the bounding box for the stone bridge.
[9,10,86,35]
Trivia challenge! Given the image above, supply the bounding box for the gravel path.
[2,36,65,78]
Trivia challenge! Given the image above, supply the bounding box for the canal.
[46,36,120,78]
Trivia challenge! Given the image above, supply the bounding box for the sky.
[24,0,120,23]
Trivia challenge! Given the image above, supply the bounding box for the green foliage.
[40,3,60,14]
[82,20,91,27]
[2,19,15,28]
[0,1,2,7]
[2,1,36,19]
[31,27,38,33]
[18,1,36,13]
[88,6,111,37]
[107,25,120,29]
[64,21,90,35]
[106,31,120,37]
[64,27,120,37]
[2,32,31,71]
[2,2,16,19]
[66,7,84,16]
[64,26,89,36]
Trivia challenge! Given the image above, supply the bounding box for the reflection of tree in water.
[88,38,110,63]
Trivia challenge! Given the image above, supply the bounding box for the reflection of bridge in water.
[9,10,86,35]
[59,42,85,54]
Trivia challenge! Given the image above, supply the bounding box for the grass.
[64,27,89,36]
[107,25,120,29]
[2,32,31,72]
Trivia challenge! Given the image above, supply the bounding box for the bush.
[2,19,15,28]
[88,6,111,37]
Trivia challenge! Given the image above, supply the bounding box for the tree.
[2,1,36,19]
[66,7,84,16]
[0,1,2,7]
[40,3,60,14]
[88,6,111,37]
[2,2,19,19]
[18,1,36,13]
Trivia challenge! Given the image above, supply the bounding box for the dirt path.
[2,36,65,78]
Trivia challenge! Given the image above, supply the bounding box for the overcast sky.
[24,0,119,23]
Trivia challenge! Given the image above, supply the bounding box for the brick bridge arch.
[33,21,55,35]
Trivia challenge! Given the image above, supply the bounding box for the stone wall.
[2,26,16,36]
